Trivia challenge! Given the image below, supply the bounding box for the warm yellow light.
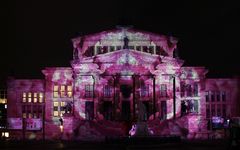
[5,132,9,138]
[60,125,63,132]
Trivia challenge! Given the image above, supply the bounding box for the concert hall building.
[7,27,240,140]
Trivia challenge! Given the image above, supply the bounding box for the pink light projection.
[6,27,240,140]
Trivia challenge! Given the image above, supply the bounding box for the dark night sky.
[2,0,240,88]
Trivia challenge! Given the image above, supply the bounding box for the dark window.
[221,91,226,101]
[142,46,148,53]
[85,85,94,98]
[104,85,111,98]
[211,104,215,116]
[216,91,220,102]
[193,83,198,96]
[211,91,215,102]
[205,91,209,102]
[217,104,221,116]
[102,46,108,53]
[222,104,226,117]
[85,101,94,120]
[156,46,161,55]
[160,84,167,97]
[84,46,94,57]
[116,46,122,50]
[160,101,167,120]
[96,46,102,54]
[186,84,192,97]
[109,46,115,52]
[149,46,154,54]
[136,46,141,51]
[128,46,134,50]
[206,104,210,118]
[103,101,112,120]
[140,85,149,97]
[180,82,185,97]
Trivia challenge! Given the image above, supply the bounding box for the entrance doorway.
[122,101,131,121]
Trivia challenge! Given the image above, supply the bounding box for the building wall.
[6,28,240,140]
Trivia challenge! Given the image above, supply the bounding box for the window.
[211,104,215,116]
[67,86,72,98]
[206,104,210,118]
[136,46,141,51]
[109,46,115,52]
[221,91,226,101]
[142,46,148,53]
[186,84,192,97]
[28,93,32,103]
[85,85,94,98]
[60,85,65,97]
[39,93,43,103]
[103,85,111,97]
[217,104,221,116]
[216,91,220,102]
[53,85,59,98]
[53,102,59,117]
[160,84,167,97]
[85,101,94,120]
[180,82,185,97]
[140,85,149,97]
[33,93,37,103]
[193,83,198,96]
[128,46,134,50]
[211,91,215,102]
[116,46,122,50]
[149,46,154,54]
[23,92,27,103]
[156,46,161,55]
[222,104,226,117]
[205,91,209,102]
[96,46,102,54]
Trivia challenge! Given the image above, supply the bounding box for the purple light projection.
[6,28,240,140]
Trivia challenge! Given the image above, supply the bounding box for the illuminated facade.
[7,28,240,140]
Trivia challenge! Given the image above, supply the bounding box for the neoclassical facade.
[7,28,240,140]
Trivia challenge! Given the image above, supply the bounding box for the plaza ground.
[1,138,239,150]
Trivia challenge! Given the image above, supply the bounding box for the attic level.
[71,28,178,59]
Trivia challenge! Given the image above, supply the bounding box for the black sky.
[2,0,240,88]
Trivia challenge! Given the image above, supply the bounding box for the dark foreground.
[1,138,239,150]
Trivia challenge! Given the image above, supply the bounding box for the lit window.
[23,92,27,103]
[53,85,59,98]
[67,86,72,97]
[60,101,65,115]
[53,101,59,117]
[33,92,37,103]
[22,113,27,118]
[60,85,66,97]
[28,93,32,103]
[39,93,43,103]
[53,111,59,117]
